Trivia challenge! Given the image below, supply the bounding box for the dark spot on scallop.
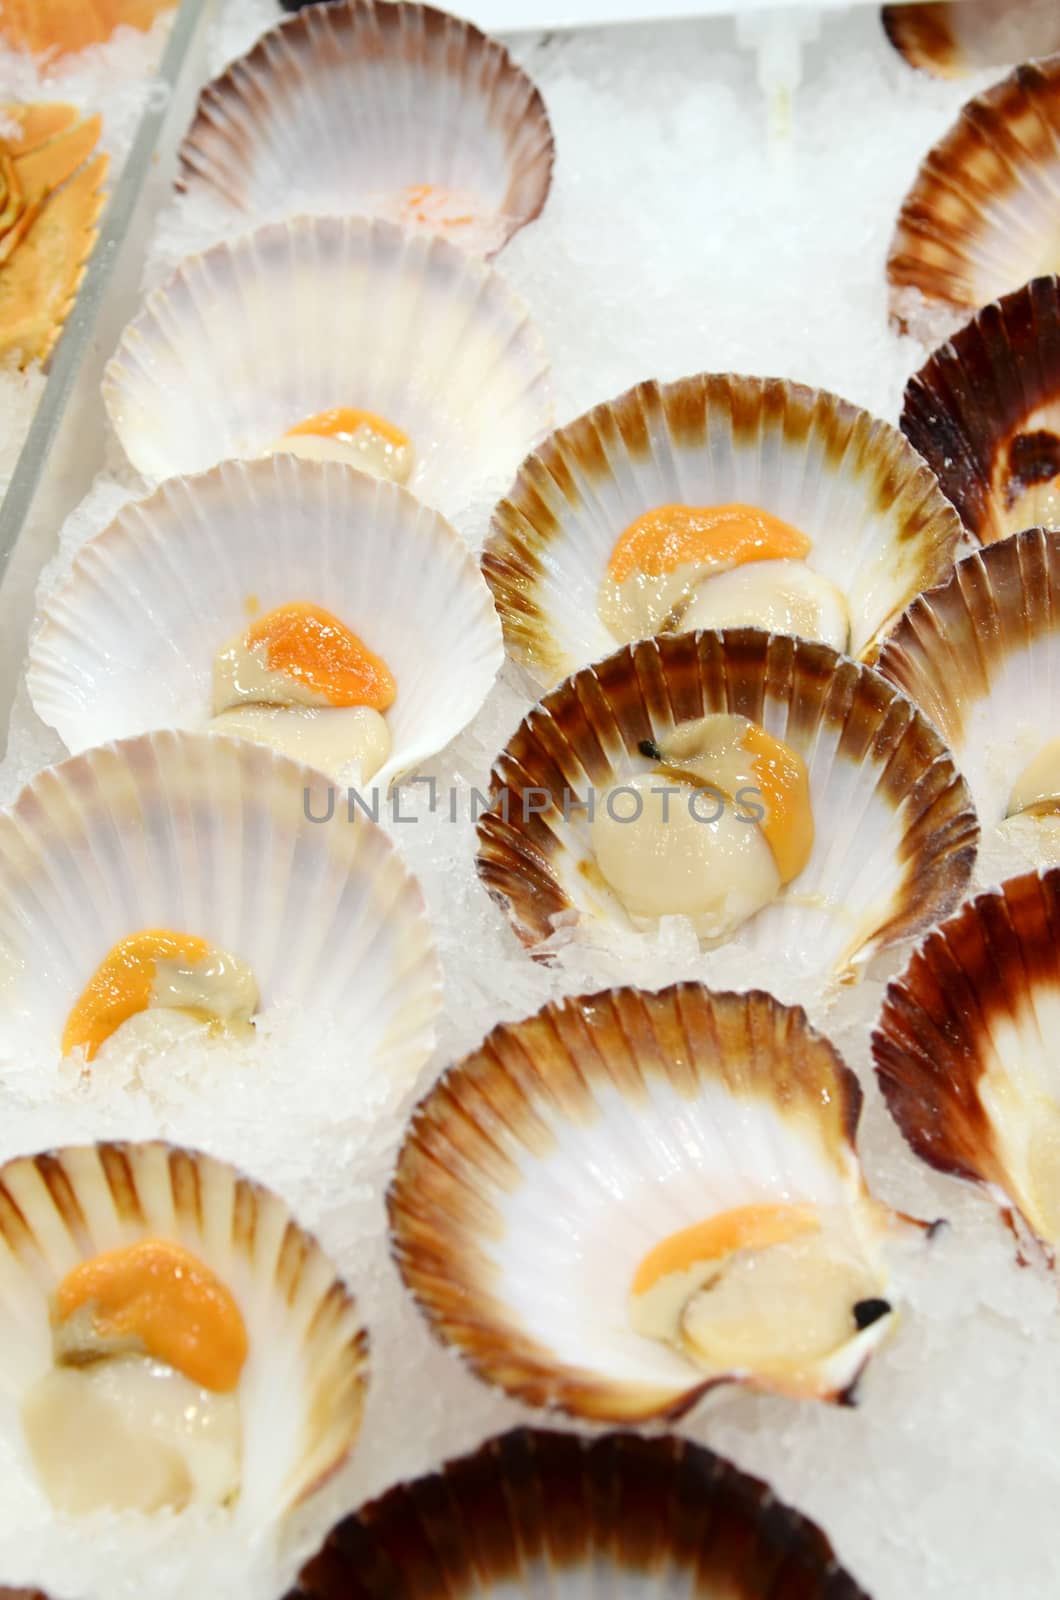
[639,739,662,761]
[853,1297,892,1331]
[1006,430,1060,509]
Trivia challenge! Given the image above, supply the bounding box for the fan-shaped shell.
[0,730,440,1076]
[27,457,503,788]
[177,0,554,259]
[882,2,1060,81]
[0,1140,367,1526]
[877,527,1060,856]
[484,374,968,689]
[901,277,1060,544]
[873,869,1060,1257]
[389,984,908,1422]
[288,1427,870,1598]
[101,216,552,516]
[888,57,1060,336]
[475,629,977,989]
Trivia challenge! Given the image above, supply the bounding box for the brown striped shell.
[0,1141,369,1523]
[484,373,967,689]
[389,984,905,1422]
[176,0,554,257]
[888,57,1060,336]
[873,869,1060,1256]
[475,629,977,988]
[877,527,1060,846]
[882,2,1060,81]
[900,277,1060,545]
[287,1428,871,1598]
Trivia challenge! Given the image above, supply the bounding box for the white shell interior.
[495,393,960,686]
[0,1143,366,1533]
[178,0,553,257]
[27,457,504,789]
[0,730,441,1074]
[101,216,553,517]
[481,1070,889,1405]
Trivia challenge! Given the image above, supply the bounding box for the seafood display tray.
[2,3,1059,1600]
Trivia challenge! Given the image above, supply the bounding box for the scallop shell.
[882,2,1060,81]
[0,730,440,1074]
[877,528,1060,854]
[0,1140,368,1525]
[900,277,1060,544]
[101,216,552,515]
[484,374,968,689]
[176,0,554,259]
[475,629,977,988]
[873,869,1060,1258]
[888,57,1060,336]
[27,457,503,788]
[287,1427,870,1598]
[0,0,172,58]
[389,984,909,1422]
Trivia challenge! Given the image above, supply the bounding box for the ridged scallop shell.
[176,0,554,259]
[287,1427,870,1598]
[102,216,552,515]
[0,0,172,57]
[0,730,440,1074]
[901,277,1060,544]
[873,869,1060,1258]
[390,984,908,1422]
[882,2,1060,81]
[484,374,968,689]
[888,57,1060,336]
[0,1140,367,1525]
[27,457,503,787]
[878,528,1060,854]
[476,630,977,988]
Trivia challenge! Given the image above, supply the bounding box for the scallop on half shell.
[878,527,1060,863]
[287,1427,869,1598]
[27,457,503,788]
[0,730,440,1076]
[901,276,1060,544]
[874,868,1060,1262]
[0,1140,367,1526]
[176,0,554,259]
[882,1,1060,81]
[390,984,919,1423]
[102,216,552,516]
[888,56,1060,337]
[476,629,977,989]
[484,374,967,690]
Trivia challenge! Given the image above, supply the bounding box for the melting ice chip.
[598,502,850,651]
[61,930,259,1062]
[24,1240,247,1515]
[211,600,395,779]
[591,713,814,940]
[262,406,414,485]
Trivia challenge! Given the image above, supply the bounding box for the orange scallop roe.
[741,723,814,884]
[245,601,397,710]
[55,1239,248,1393]
[62,930,208,1062]
[285,407,410,452]
[0,0,173,60]
[608,504,811,584]
[632,1203,821,1296]
[398,184,474,228]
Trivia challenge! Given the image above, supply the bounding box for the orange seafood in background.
[0,103,109,365]
[0,0,173,58]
